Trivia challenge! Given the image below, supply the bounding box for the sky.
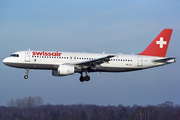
[0,0,180,106]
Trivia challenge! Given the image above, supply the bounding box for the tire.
[85,76,90,81]
[79,76,84,82]
[24,75,28,79]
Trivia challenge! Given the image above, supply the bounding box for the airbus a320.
[3,29,175,82]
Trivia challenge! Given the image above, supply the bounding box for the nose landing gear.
[24,69,29,79]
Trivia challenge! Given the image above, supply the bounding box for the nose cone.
[3,57,19,68]
[3,58,9,65]
[3,57,14,66]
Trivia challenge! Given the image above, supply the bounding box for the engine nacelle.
[52,65,75,76]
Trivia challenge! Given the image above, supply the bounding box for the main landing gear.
[24,69,29,79]
[79,72,90,82]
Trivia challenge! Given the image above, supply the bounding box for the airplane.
[3,29,175,82]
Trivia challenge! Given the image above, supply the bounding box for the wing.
[72,55,114,69]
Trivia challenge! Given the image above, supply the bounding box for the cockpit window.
[10,54,19,57]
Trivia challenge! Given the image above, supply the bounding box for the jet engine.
[52,65,75,76]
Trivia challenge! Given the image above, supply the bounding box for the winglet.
[138,29,173,57]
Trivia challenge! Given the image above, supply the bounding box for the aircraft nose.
[3,58,8,65]
[3,57,18,67]
[3,57,10,66]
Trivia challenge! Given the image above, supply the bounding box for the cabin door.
[137,57,143,66]
[25,51,30,62]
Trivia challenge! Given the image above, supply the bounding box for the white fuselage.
[2,29,175,81]
[3,50,169,73]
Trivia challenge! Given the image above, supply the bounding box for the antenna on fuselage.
[28,48,31,51]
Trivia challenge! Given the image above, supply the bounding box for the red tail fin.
[138,29,173,57]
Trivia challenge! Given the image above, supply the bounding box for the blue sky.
[0,0,180,106]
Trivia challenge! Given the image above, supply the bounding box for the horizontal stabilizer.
[153,57,176,63]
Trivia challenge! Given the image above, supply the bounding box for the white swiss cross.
[156,37,167,48]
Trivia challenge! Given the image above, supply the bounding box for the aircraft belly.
[5,62,58,70]
[89,66,142,72]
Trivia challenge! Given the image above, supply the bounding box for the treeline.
[0,97,180,120]
[8,96,44,108]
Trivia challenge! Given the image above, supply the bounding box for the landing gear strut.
[79,71,90,82]
[79,72,84,82]
[24,69,29,79]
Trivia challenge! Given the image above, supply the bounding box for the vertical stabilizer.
[138,29,173,57]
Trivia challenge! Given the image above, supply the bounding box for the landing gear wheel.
[79,76,85,82]
[85,76,90,81]
[24,69,29,79]
[24,75,28,79]
[79,71,90,82]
